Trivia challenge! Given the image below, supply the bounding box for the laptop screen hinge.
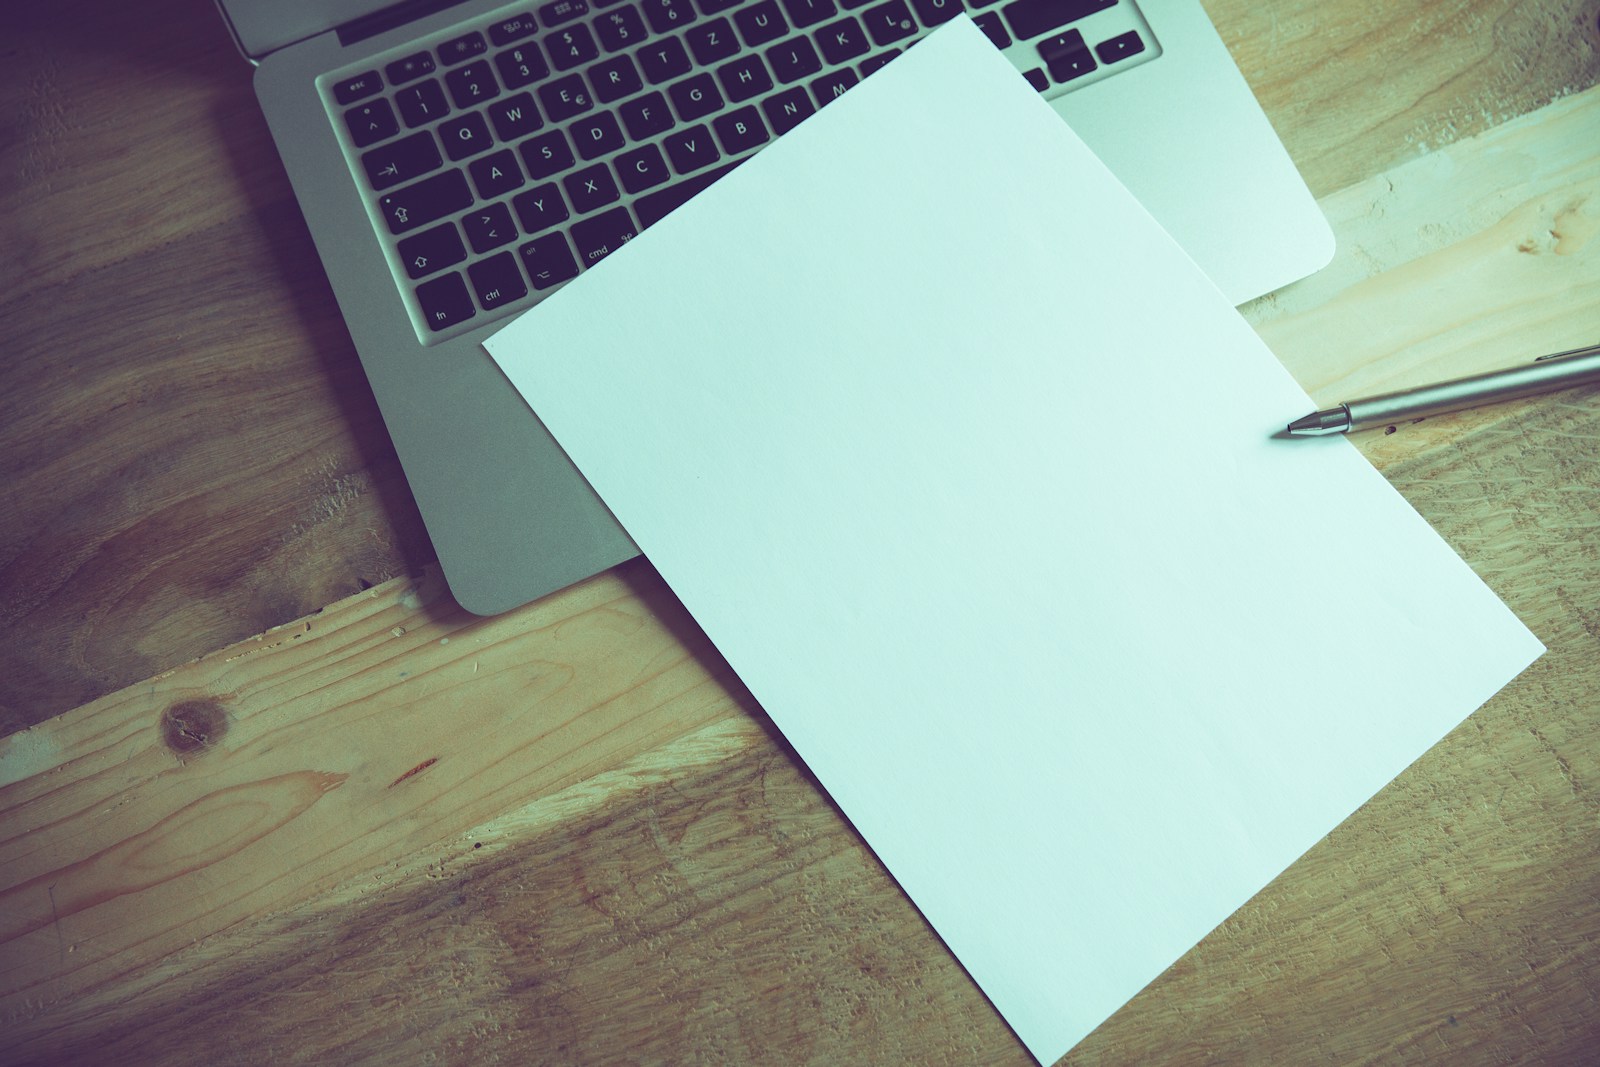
[338,0,477,47]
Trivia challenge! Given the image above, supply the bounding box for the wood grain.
[0,559,749,1027]
[0,0,435,735]
[1206,0,1600,197]
[4,79,1600,1064]
[1245,84,1600,405]
[2,0,1596,732]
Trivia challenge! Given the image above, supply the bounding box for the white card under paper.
[486,18,1544,1063]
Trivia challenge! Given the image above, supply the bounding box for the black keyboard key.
[596,4,650,50]
[488,92,545,139]
[539,0,591,26]
[445,60,500,107]
[620,90,676,139]
[643,0,699,33]
[615,142,671,193]
[858,49,897,74]
[571,205,638,267]
[762,85,815,133]
[344,99,398,147]
[519,233,580,289]
[333,71,382,104]
[549,24,600,69]
[669,72,725,120]
[439,111,494,160]
[363,130,443,190]
[911,0,963,26]
[513,182,571,232]
[816,16,869,63]
[1036,26,1084,58]
[716,55,773,102]
[780,0,837,28]
[972,10,1011,47]
[840,0,872,8]
[810,68,856,106]
[396,79,450,126]
[397,221,467,279]
[439,31,489,65]
[495,44,551,89]
[1001,0,1113,41]
[571,111,626,159]
[490,13,540,45]
[713,105,768,153]
[564,161,621,212]
[663,123,720,172]
[417,271,476,330]
[387,51,437,85]
[686,17,741,64]
[463,201,519,252]
[468,148,525,197]
[1049,49,1095,81]
[698,0,743,12]
[1022,65,1048,91]
[634,159,738,226]
[638,36,693,83]
[1038,29,1094,81]
[1095,29,1143,63]
[589,54,644,102]
[861,0,916,46]
[766,35,821,82]
[538,72,594,120]
[735,1,789,46]
[380,170,474,234]
[520,129,576,178]
[468,252,529,310]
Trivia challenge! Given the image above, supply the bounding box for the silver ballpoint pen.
[1286,342,1600,435]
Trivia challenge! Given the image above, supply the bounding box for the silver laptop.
[218,0,1334,615]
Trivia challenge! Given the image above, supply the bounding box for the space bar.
[634,161,744,229]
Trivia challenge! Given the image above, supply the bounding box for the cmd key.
[571,206,639,266]
[1001,0,1114,42]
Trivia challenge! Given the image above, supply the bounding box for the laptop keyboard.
[327,0,1159,342]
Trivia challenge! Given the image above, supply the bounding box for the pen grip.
[1345,347,1600,431]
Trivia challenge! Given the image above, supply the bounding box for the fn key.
[417,271,475,331]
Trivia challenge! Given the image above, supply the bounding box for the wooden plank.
[4,86,1599,1064]
[1,561,750,1040]
[1248,83,1600,408]
[1206,0,1600,197]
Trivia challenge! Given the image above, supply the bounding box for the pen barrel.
[1344,348,1600,432]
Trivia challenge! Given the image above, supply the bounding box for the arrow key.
[397,221,467,279]
[1036,27,1095,83]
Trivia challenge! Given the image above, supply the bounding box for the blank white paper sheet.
[486,18,1544,1063]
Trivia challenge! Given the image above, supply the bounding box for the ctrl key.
[416,271,475,332]
[518,232,580,290]
[468,251,529,311]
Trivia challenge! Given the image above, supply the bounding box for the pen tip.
[1286,408,1351,436]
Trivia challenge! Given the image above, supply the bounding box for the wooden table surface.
[3,0,1599,1063]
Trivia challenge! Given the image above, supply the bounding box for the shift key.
[379,169,473,234]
